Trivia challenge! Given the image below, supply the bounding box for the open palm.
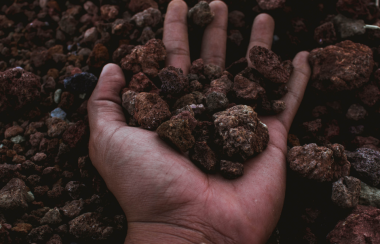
[88,1,311,243]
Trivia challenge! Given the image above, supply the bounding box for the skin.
[88,0,311,243]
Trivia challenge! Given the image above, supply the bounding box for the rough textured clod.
[220,160,244,179]
[346,148,380,187]
[156,119,195,153]
[331,176,361,209]
[188,1,215,27]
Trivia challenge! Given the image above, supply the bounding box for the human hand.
[88,0,311,243]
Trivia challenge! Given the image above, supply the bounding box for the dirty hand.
[88,0,311,243]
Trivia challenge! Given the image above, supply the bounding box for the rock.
[188,1,215,27]
[190,58,204,75]
[309,40,374,92]
[46,118,68,138]
[10,135,25,144]
[233,74,265,102]
[213,105,269,160]
[327,205,380,244]
[62,120,88,149]
[228,11,245,28]
[82,27,98,43]
[59,15,77,35]
[157,119,195,152]
[128,0,158,13]
[159,66,188,96]
[40,207,62,225]
[173,92,205,110]
[0,164,21,183]
[189,141,217,171]
[54,89,62,104]
[121,39,166,77]
[336,0,377,21]
[65,181,85,200]
[346,148,380,187]
[26,225,53,243]
[228,30,243,46]
[359,181,380,208]
[60,199,84,218]
[204,63,223,81]
[171,111,197,130]
[11,223,32,235]
[131,8,161,28]
[249,46,293,84]
[287,143,351,182]
[0,178,34,211]
[128,72,159,94]
[87,43,110,68]
[137,27,155,44]
[69,212,113,240]
[4,125,24,138]
[100,5,119,21]
[113,44,135,63]
[122,90,137,116]
[220,160,244,179]
[333,14,366,39]
[50,107,67,120]
[346,104,367,121]
[257,0,286,10]
[134,92,171,130]
[84,1,98,15]
[46,234,62,244]
[358,84,380,107]
[331,176,361,208]
[63,72,98,94]
[0,68,41,113]
[314,21,337,45]
[205,90,229,112]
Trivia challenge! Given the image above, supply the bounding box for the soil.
[0,0,380,243]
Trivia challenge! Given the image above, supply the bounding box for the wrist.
[124,222,218,244]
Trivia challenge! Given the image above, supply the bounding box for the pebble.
[54,89,62,103]
[10,135,26,144]
[50,107,67,120]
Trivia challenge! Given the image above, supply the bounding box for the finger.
[277,51,311,132]
[246,13,275,66]
[88,63,127,135]
[163,0,191,74]
[200,0,228,68]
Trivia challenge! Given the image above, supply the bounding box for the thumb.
[88,64,127,137]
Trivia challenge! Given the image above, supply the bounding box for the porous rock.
[134,92,171,130]
[121,39,166,77]
[189,141,217,171]
[63,72,98,94]
[40,207,62,225]
[257,0,286,10]
[346,148,380,187]
[213,105,269,160]
[359,181,380,208]
[220,160,244,179]
[309,40,374,92]
[131,8,161,28]
[233,74,265,102]
[157,119,195,152]
[287,143,351,182]
[69,212,113,240]
[0,68,41,113]
[333,14,366,39]
[159,66,188,96]
[331,176,361,209]
[326,205,380,244]
[188,1,215,27]
[249,46,293,84]
[0,178,34,211]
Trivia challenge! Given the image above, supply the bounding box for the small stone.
[257,0,286,10]
[122,90,137,116]
[188,1,215,27]
[26,225,53,243]
[333,14,366,39]
[159,66,188,96]
[213,105,269,160]
[346,104,367,121]
[100,5,119,21]
[60,199,84,218]
[171,111,197,130]
[134,92,171,130]
[157,119,195,152]
[137,27,155,44]
[249,46,293,84]
[346,148,380,187]
[82,27,98,43]
[220,160,244,179]
[87,44,110,68]
[190,58,204,75]
[69,212,113,240]
[4,125,24,138]
[50,107,67,120]
[54,89,62,104]
[11,223,33,235]
[204,63,223,81]
[189,141,217,171]
[271,100,286,114]
[65,181,85,200]
[309,40,374,92]
[331,176,361,208]
[10,135,25,144]
[0,178,34,211]
[287,143,351,182]
[129,0,158,13]
[359,181,380,208]
[233,75,265,102]
[358,84,380,107]
[131,8,161,28]
[62,120,88,149]
[64,72,98,94]
[121,39,166,77]
[326,205,380,244]
[40,208,62,225]
[59,15,77,35]
[314,22,337,45]
[228,11,245,28]
[205,90,229,112]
